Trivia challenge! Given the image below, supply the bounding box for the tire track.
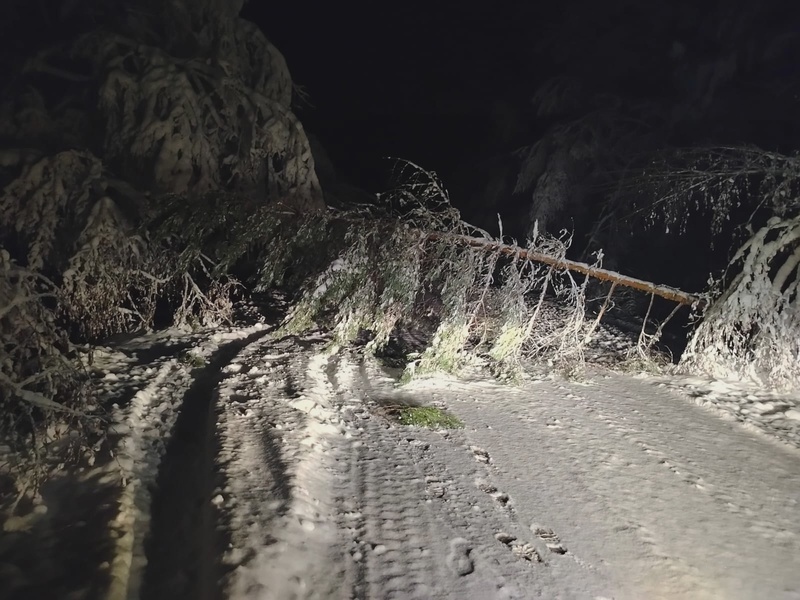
[331,355,440,599]
[323,353,369,598]
[215,335,350,600]
[340,355,597,599]
[139,329,271,600]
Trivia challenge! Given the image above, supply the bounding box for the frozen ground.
[1,323,799,600]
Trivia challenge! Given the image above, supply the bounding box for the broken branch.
[426,231,701,307]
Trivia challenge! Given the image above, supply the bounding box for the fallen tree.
[426,231,701,306]
[284,161,694,379]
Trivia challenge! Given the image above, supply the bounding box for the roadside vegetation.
[1,0,797,491]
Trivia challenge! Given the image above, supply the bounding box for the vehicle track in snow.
[325,354,440,599]
[198,339,610,599]
[213,334,350,600]
[105,328,800,600]
[340,355,610,599]
[139,329,271,600]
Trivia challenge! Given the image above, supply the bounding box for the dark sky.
[246,1,799,208]
[241,1,800,188]
[247,2,549,114]
[242,1,557,184]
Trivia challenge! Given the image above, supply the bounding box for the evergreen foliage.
[3,0,797,492]
[509,0,800,389]
[282,162,600,380]
[637,148,800,389]
[0,0,325,468]
[0,248,95,472]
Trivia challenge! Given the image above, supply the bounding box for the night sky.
[244,1,556,186]
[244,0,800,196]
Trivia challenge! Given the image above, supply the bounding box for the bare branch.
[426,231,701,307]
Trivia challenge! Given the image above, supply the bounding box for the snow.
[2,326,799,599]
[216,342,348,599]
[420,372,800,600]
[648,373,800,449]
[207,338,800,599]
[88,324,271,600]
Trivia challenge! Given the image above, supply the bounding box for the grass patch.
[384,405,464,429]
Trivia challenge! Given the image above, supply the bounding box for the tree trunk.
[427,231,701,307]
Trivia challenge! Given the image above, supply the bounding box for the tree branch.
[426,231,702,307]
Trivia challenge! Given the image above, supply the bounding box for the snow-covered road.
[415,374,800,600]
[9,328,798,600]
[127,331,799,600]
